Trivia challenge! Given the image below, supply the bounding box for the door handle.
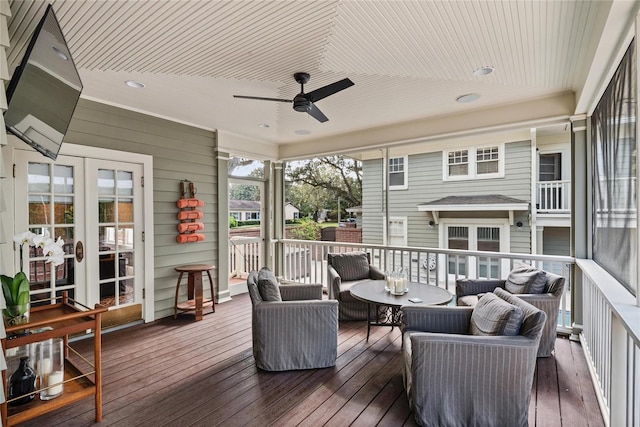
[76,241,84,262]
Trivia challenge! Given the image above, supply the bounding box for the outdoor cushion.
[505,265,547,294]
[257,267,281,301]
[329,252,370,281]
[470,292,523,336]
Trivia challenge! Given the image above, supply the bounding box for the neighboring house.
[284,202,300,220]
[229,200,261,221]
[359,134,571,275]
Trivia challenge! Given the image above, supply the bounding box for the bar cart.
[1,292,107,426]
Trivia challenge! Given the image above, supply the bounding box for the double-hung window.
[388,155,408,190]
[447,150,469,177]
[443,144,503,181]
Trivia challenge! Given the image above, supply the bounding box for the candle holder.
[37,338,64,400]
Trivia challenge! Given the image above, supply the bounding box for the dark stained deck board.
[568,339,606,427]
[16,293,604,427]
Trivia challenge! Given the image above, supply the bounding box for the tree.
[229,169,263,201]
[285,156,361,220]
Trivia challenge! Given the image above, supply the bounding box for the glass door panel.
[477,227,500,278]
[97,168,135,307]
[16,153,85,307]
[448,226,468,275]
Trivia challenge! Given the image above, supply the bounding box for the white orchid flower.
[33,230,52,248]
[54,236,65,248]
[13,231,36,246]
[43,240,65,266]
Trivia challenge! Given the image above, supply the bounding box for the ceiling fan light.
[125,80,145,88]
[456,93,480,103]
[473,66,494,76]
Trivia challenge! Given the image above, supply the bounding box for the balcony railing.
[276,239,574,330]
[577,260,640,426]
[537,180,571,213]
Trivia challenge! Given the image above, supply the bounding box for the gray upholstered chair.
[401,288,546,427]
[247,268,338,371]
[456,265,565,357]
[327,251,385,320]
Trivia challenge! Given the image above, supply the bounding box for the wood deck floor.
[19,293,604,427]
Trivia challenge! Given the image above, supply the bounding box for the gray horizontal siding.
[543,227,570,256]
[362,141,533,250]
[66,99,217,320]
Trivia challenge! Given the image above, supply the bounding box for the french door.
[443,222,509,279]
[15,150,144,312]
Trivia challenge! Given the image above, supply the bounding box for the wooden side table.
[174,264,216,321]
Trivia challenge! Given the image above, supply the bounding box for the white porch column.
[571,115,588,335]
[215,149,231,303]
[272,162,284,276]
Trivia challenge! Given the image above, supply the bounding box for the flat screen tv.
[4,4,82,161]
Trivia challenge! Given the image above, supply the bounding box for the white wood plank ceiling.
[4,0,628,155]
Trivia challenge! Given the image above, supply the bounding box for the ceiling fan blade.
[307,102,328,123]
[306,78,354,102]
[233,95,292,103]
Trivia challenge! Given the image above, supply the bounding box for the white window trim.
[442,143,505,181]
[388,155,408,190]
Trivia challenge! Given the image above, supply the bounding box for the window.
[448,150,468,176]
[443,145,504,180]
[539,153,562,181]
[476,147,499,174]
[230,212,240,220]
[388,217,407,246]
[247,212,260,220]
[388,156,408,190]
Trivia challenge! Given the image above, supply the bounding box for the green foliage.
[285,156,362,220]
[229,216,238,228]
[1,272,30,319]
[289,219,321,241]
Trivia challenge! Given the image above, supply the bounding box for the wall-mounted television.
[4,4,82,161]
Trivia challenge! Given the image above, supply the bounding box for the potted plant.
[1,272,30,326]
[2,231,65,327]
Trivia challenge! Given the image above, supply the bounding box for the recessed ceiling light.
[125,80,145,88]
[456,93,480,103]
[473,66,494,76]
[52,46,68,60]
[294,129,311,135]
[258,123,270,128]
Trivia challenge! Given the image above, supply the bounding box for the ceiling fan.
[233,72,354,123]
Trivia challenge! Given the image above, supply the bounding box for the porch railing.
[276,239,574,330]
[577,259,640,426]
[536,180,571,213]
[229,236,262,279]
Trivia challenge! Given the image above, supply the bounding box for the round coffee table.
[350,280,453,340]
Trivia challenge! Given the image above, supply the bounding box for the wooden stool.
[174,264,216,321]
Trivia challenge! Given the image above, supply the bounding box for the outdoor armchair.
[247,268,338,371]
[327,251,385,320]
[401,288,546,427]
[456,265,565,357]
